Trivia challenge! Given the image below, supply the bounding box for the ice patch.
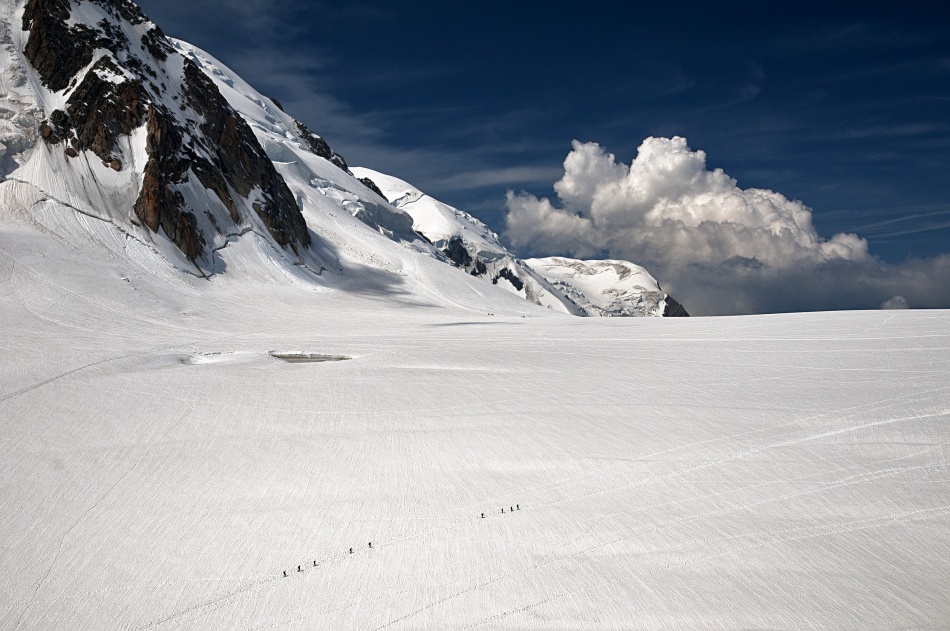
[269,352,351,363]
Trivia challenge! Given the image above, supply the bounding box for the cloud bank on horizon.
[505,138,950,315]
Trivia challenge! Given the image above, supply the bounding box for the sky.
[135,0,950,315]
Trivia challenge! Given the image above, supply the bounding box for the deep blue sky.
[138,0,949,267]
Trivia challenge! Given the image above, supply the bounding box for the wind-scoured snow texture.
[1,219,949,629]
[352,166,587,315]
[505,138,950,315]
[5,0,312,264]
[527,256,688,317]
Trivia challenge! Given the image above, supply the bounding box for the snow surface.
[2,217,949,630]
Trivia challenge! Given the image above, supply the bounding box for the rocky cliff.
[21,0,310,260]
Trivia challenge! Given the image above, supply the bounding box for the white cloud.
[505,137,950,315]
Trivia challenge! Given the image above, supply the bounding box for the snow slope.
[351,166,506,260]
[0,0,554,314]
[1,217,949,630]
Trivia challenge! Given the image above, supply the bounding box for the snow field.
[1,219,949,629]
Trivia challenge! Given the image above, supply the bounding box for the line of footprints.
[282,504,522,578]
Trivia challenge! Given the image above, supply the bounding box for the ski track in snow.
[105,391,950,630]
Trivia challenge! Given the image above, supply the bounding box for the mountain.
[526,257,690,317]
[0,0,686,316]
[350,167,587,315]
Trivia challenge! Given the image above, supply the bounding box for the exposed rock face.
[358,176,385,200]
[133,105,203,260]
[22,0,96,91]
[441,236,487,276]
[662,295,690,317]
[492,267,524,292]
[442,235,473,268]
[21,0,311,260]
[295,120,348,172]
[182,63,309,251]
[63,57,145,161]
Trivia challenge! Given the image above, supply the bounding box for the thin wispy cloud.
[437,166,565,191]
[775,23,942,53]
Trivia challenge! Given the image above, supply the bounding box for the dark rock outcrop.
[438,236,488,276]
[22,0,97,91]
[442,236,473,268]
[662,295,690,317]
[358,176,386,200]
[295,121,348,171]
[182,63,309,251]
[133,105,204,260]
[492,267,524,292]
[65,58,146,161]
[141,26,173,61]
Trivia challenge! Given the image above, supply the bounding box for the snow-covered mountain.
[0,0,425,280]
[527,257,690,317]
[0,0,686,316]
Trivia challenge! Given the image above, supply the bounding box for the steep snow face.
[171,40,422,248]
[527,256,689,317]
[0,0,449,293]
[352,166,586,315]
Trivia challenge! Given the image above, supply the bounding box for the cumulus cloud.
[505,137,950,315]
